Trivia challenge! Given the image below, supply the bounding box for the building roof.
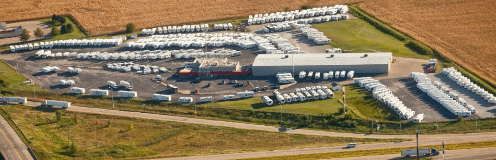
[252,53,392,67]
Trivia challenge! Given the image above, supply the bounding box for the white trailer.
[89,89,109,96]
[118,91,138,98]
[70,87,85,94]
[412,113,425,123]
[335,71,340,78]
[315,72,320,79]
[340,70,346,78]
[199,96,213,103]
[262,96,273,105]
[120,80,133,90]
[299,71,306,79]
[178,97,193,103]
[1,97,27,104]
[222,95,236,100]
[153,94,171,101]
[42,100,71,108]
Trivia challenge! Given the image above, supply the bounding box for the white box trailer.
[178,97,193,103]
[42,100,70,108]
[1,96,27,104]
[199,96,213,103]
[89,89,109,96]
[153,94,171,101]
[118,91,137,98]
[237,91,255,98]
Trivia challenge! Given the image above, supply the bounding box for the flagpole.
[442,140,445,160]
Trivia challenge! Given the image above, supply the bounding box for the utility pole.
[343,86,346,114]
[416,128,419,160]
[109,87,114,110]
[476,118,478,131]
[33,80,36,103]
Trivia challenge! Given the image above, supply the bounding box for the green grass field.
[312,18,433,60]
[0,105,404,159]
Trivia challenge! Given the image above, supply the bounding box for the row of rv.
[0,96,71,109]
[221,91,255,101]
[10,37,125,52]
[107,63,169,74]
[35,50,172,61]
[141,24,210,35]
[266,85,334,105]
[40,66,82,74]
[354,77,415,120]
[264,34,301,54]
[248,4,348,25]
[410,72,472,116]
[442,67,496,104]
[127,33,288,54]
[299,70,354,80]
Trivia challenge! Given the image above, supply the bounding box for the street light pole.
[109,87,114,110]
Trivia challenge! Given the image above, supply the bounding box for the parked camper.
[335,71,340,79]
[118,91,138,98]
[178,97,193,103]
[70,87,85,94]
[1,97,27,104]
[89,89,109,96]
[262,96,273,105]
[199,96,213,103]
[42,100,71,108]
[153,94,171,102]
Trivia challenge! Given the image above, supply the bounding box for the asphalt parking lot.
[380,77,481,122]
[427,73,496,118]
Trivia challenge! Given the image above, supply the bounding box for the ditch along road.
[15,102,496,159]
[0,106,34,160]
[330,147,496,160]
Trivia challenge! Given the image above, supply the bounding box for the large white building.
[251,53,392,76]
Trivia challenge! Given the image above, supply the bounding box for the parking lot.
[428,73,496,118]
[380,77,482,122]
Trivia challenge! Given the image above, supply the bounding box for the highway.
[330,147,496,160]
[0,110,34,160]
[12,101,496,160]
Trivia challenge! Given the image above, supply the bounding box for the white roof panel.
[252,53,392,67]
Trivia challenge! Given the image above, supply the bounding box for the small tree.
[128,123,134,131]
[34,28,44,38]
[19,29,30,42]
[125,22,135,33]
[59,16,66,24]
[457,116,463,122]
[52,14,58,22]
[301,5,311,10]
[67,23,74,33]
[61,25,67,34]
[51,27,60,36]
[284,7,290,12]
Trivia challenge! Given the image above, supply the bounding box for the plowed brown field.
[1,0,495,85]
[358,0,496,86]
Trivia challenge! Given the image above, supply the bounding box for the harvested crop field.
[0,0,361,35]
[2,0,495,86]
[358,0,496,87]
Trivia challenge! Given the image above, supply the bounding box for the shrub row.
[405,40,434,55]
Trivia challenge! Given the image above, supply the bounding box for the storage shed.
[251,53,392,76]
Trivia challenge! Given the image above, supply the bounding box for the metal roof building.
[252,53,392,76]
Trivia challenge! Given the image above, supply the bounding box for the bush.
[284,7,290,12]
[301,5,311,10]
[55,110,63,122]
[405,40,433,55]
[126,22,135,33]
[51,27,60,36]
[61,25,67,34]
[19,29,30,42]
[59,17,66,24]
[65,23,74,33]
[457,116,463,122]
[34,28,44,38]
